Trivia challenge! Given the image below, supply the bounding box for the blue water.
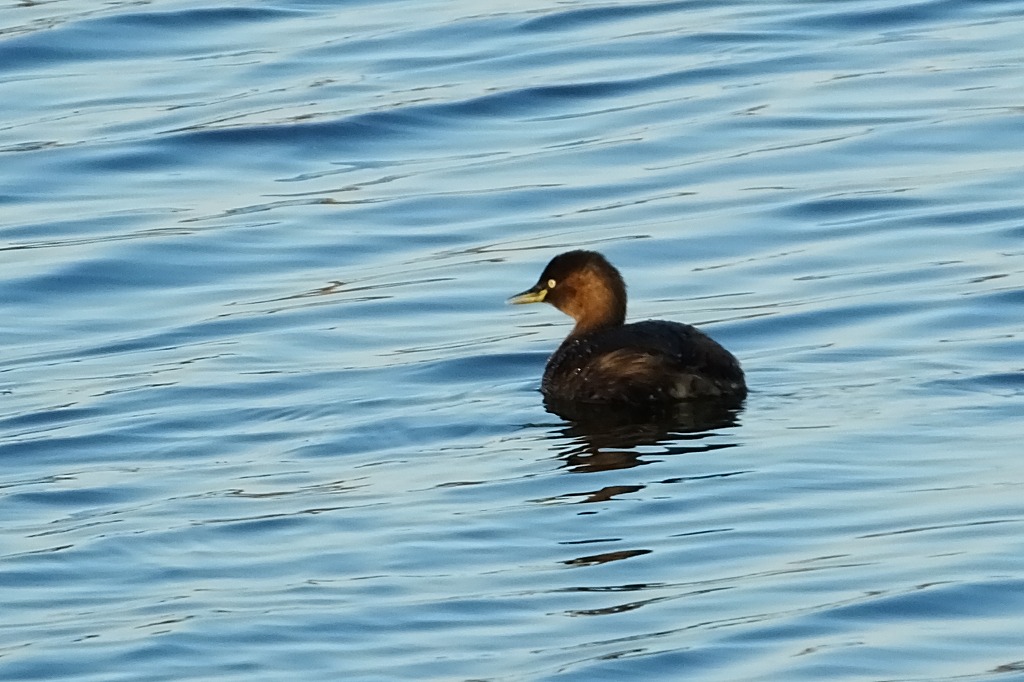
[3,1,1023,679]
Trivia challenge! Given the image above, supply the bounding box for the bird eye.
[547,279,557,289]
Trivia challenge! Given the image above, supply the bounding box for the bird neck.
[568,297,625,338]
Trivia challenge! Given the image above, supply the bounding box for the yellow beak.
[508,285,547,305]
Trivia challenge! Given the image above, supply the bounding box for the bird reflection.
[536,397,746,575]
[545,396,744,474]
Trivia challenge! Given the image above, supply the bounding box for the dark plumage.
[509,250,746,405]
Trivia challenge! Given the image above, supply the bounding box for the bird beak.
[508,283,547,305]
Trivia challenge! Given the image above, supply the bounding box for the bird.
[509,250,746,406]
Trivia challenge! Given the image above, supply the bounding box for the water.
[3,0,1023,679]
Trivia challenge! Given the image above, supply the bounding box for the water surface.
[2,0,1023,680]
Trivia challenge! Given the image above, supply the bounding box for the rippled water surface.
[3,1,1024,679]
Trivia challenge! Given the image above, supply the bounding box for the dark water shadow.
[540,398,747,572]
[544,397,745,474]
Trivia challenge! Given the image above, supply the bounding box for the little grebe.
[509,250,746,404]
